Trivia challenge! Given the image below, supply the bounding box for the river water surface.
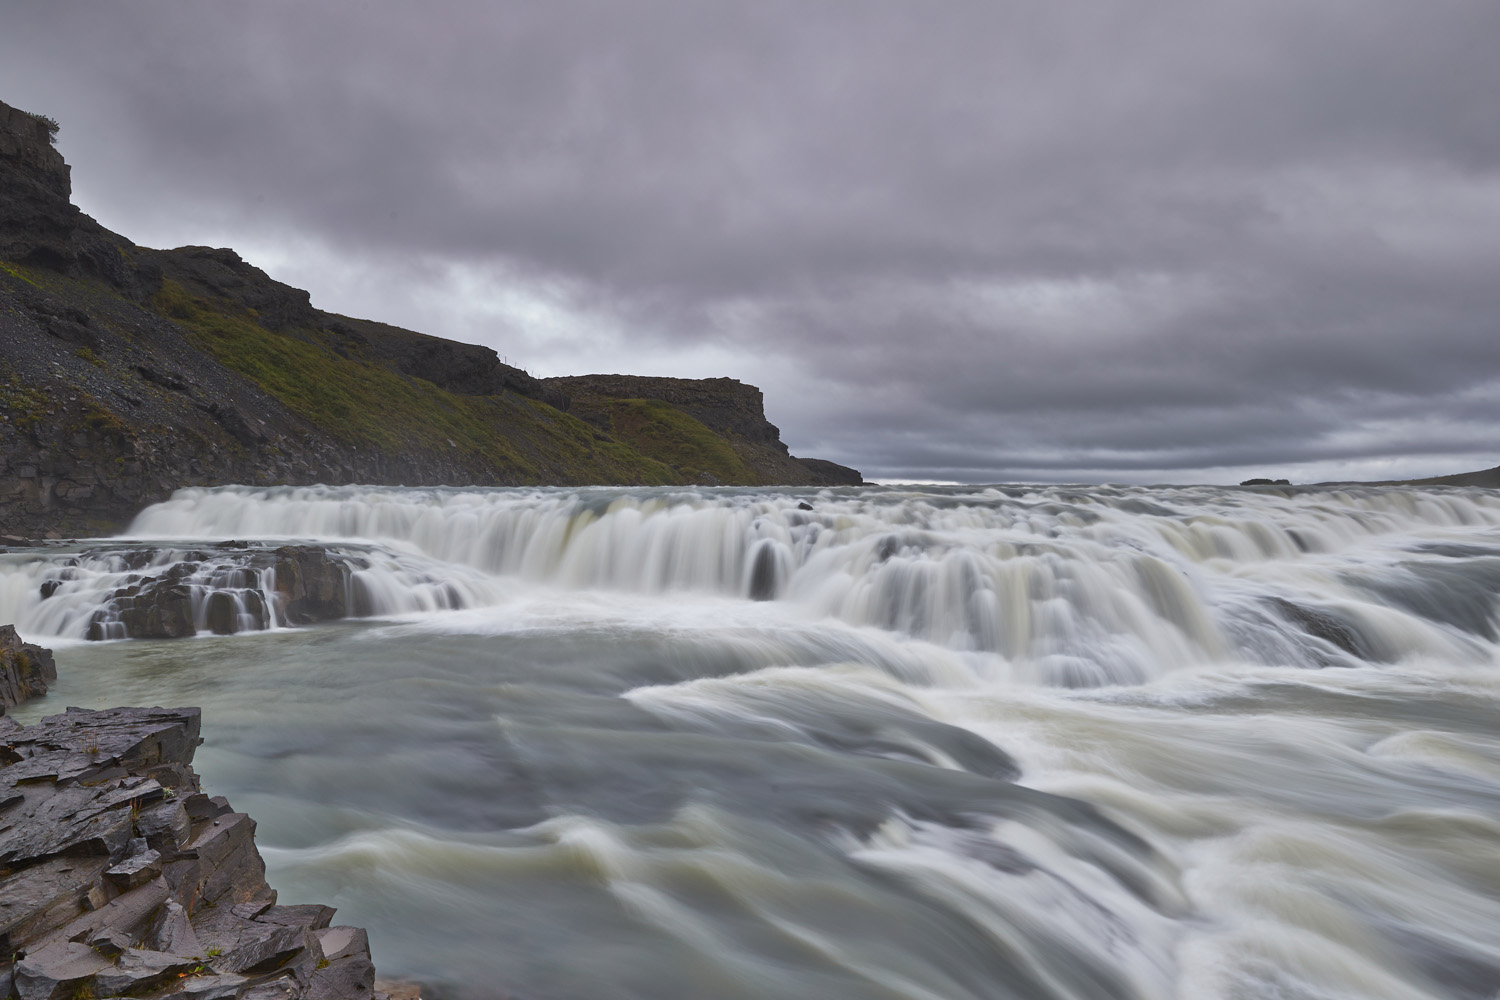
[4,484,1500,1000]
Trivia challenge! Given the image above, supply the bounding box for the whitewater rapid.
[4,483,1499,999]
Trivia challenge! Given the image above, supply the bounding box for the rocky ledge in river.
[1,706,388,999]
[75,544,361,641]
[27,543,409,641]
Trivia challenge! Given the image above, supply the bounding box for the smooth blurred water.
[6,483,1500,999]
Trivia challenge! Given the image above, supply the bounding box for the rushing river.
[4,483,1500,1000]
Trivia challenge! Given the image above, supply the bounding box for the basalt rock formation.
[0,705,388,999]
[0,97,860,538]
[0,625,55,711]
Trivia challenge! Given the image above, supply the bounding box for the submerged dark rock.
[0,707,390,999]
[115,581,197,640]
[1268,597,1383,662]
[270,545,350,625]
[0,625,55,711]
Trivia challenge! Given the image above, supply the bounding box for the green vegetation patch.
[590,397,756,484]
[149,280,727,485]
[1,374,51,433]
[0,260,41,288]
[154,279,537,470]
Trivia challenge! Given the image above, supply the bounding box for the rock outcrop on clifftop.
[0,98,860,537]
[544,375,862,486]
[0,706,387,999]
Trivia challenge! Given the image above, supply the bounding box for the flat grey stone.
[181,972,251,999]
[13,939,112,1000]
[148,898,205,959]
[307,950,377,1000]
[105,847,163,889]
[315,925,366,963]
[136,797,191,852]
[256,903,334,931]
[86,926,129,956]
[91,946,200,995]
[240,976,300,999]
[0,855,110,952]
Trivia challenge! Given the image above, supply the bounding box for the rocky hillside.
[0,99,860,537]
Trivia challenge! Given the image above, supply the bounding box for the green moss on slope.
[586,397,757,484]
[150,279,691,484]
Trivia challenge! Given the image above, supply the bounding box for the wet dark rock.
[136,797,192,853]
[272,545,350,624]
[115,580,197,639]
[1268,597,1381,661]
[105,847,163,889]
[748,544,780,601]
[307,926,377,999]
[0,625,56,711]
[206,590,240,635]
[0,707,388,998]
[797,501,815,511]
[91,947,203,995]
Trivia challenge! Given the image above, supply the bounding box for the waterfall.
[3,482,1493,684]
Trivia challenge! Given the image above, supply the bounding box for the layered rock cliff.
[0,98,860,537]
[0,705,390,999]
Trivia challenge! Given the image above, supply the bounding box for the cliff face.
[0,98,860,536]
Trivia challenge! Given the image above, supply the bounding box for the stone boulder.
[0,625,56,712]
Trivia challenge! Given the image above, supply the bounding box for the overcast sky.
[4,1,1499,484]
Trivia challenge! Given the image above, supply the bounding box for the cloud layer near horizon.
[5,1,1499,483]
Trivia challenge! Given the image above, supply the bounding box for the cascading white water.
[116,483,1500,683]
[0,538,508,641]
[7,482,1500,1000]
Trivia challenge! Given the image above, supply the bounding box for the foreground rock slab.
[0,707,393,999]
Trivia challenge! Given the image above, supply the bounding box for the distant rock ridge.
[0,97,861,536]
[545,374,784,446]
[546,374,862,486]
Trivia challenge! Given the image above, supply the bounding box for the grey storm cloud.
[3,0,1499,483]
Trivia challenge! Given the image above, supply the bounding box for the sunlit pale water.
[5,483,1500,1000]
